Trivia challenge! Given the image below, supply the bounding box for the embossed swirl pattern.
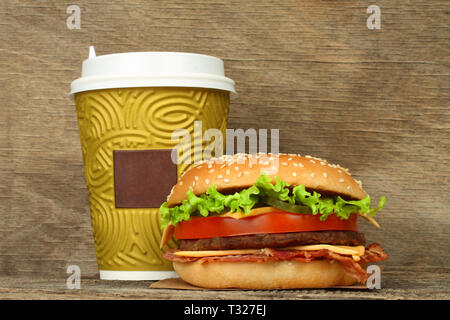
[75,87,229,270]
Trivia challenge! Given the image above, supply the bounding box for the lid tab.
[88,46,96,59]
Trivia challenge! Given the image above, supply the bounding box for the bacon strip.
[163,243,387,284]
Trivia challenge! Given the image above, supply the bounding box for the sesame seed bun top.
[167,153,367,207]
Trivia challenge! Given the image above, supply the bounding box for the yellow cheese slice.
[219,207,278,219]
[282,244,365,261]
[160,222,174,249]
[283,244,365,255]
[358,213,381,228]
[174,244,365,261]
[174,249,261,257]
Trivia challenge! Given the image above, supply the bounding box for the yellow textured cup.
[71,50,236,280]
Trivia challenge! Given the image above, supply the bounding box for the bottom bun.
[173,260,361,289]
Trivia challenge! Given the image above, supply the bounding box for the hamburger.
[159,153,388,289]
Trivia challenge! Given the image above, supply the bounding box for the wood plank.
[0,267,449,299]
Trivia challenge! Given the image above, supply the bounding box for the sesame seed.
[281,162,288,166]
[226,169,230,175]
[197,165,203,169]
[310,160,316,164]
[347,185,351,190]
[237,172,243,178]
[288,157,292,161]
[224,178,230,183]
[293,163,298,167]
[219,164,226,169]
[194,176,199,181]
[339,178,345,182]
[179,181,183,186]
[310,172,315,178]
[298,163,304,168]
[337,170,342,174]
[323,172,327,178]
[244,171,250,175]
[320,161,326,166]
[292,172,297,177]
[208,169,215,173]
[217,175,223,179]
[234,166,239,171]
[208,163,213,169]
[205,179,210,184]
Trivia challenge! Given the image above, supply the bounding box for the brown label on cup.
[113,149,177,208]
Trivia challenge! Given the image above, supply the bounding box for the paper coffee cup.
[71,47,236,280]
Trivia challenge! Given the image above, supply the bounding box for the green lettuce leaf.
[159,173,386,230]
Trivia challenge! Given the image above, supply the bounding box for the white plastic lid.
[70,46,237,98]
[99,270,178,281]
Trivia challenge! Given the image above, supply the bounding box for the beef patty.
[177,230,366,251]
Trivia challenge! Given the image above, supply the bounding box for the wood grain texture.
[0,0,449,298]
[0,267,449,299]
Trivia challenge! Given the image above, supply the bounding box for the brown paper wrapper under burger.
[70,47,237,280]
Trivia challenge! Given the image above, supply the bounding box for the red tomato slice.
[174,211,358,240]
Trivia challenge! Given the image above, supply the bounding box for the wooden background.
[0,0,449,298]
